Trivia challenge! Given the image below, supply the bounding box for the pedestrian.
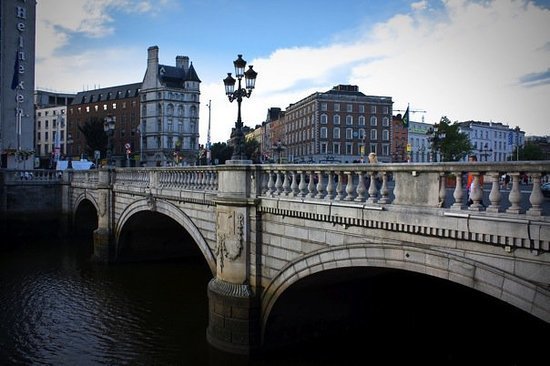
[467,155,484,206]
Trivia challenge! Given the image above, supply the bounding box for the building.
[68,83,141,166]
[281,85,393,163]
[0,0,36,168]
[391,114,409,162]
[141,46,201,166]
[408,120,433,162]
[457,121,524,162]
[34,90,75,168]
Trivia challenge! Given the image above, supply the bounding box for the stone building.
[141,46,201,166]
[281,85,393,163]
[68,83,141,165]
[34,90,75,168]
[0,0,36,168]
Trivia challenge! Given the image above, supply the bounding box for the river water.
[1,225,548,365]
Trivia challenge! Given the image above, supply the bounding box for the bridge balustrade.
[257,161,550,217]
[0,169,62,184]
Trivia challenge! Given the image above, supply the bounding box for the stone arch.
[260,243,549,338]
[116,198,216,275]
[73,191,100,218]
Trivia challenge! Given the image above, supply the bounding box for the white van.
[56,159,95,170]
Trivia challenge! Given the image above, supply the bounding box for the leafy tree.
[431,116,472,162]
[78,117,107,158]
[244,138,261,163]
[511,143,544,161]
[210,142,232,164]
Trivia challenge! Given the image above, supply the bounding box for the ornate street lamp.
[103,115,116,167]
[478,142,493,161]
[66,133,74,169]
[223,54,257,160]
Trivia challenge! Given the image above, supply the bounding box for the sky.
[35,0,550,144]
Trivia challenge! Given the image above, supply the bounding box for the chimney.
[176,55,189,71]
[148,45,159,68]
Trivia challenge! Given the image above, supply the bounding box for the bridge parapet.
[258,161,549,215]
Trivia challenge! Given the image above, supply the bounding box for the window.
[370,129,377,140]
[321,103,328,111]
[333,142,340,155]
[382,129,389,141]
[346,143,353,155]
[370,143,377,154]
[382,117,389,127]
[347,104,353,112]
[346,115,353,125]
[320,114,328,124]
[370,105,376,113]
[333,115,340,125]
[333,127,340,139]
[320,142,327,154]
[370,116,377,126]
[320,127,328,139]
[334,103,340,112]
[346,128,353,139]
[358,116,365,126]
[382,144,389,156]
[359,128,365,139]
[359,105,365,113]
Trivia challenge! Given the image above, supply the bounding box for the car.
[542,182,550,198]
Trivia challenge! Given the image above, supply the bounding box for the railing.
[256,161,550,217]
[0,169,63,184]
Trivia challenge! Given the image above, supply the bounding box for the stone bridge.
[61,161,550,354]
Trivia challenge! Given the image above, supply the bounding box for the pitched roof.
[158,62,201,87]
[71,82,141,105]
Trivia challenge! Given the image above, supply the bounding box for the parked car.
[542,182,550,198]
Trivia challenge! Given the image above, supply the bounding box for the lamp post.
[223,54,258,160]
[478,142,493,161]
[103,115,116,167]
[514,126,520,161]
[66,133,74,169]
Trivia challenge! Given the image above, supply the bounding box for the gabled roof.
[158,62,201,88]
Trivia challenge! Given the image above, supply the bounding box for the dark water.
[1,227,549,365]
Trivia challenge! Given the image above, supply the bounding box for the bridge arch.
[73,192,100,218]
[261,243,547,336]
[116,198,216,275]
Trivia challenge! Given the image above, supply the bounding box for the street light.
[223,54,258,160]
[66,133,74,169]
[478,142,493,161]
[514,126,521,161]
[103,115,116,167]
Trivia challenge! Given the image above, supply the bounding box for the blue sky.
[36,0,550,143]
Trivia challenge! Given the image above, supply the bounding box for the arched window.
[333,115,340,125]
[370,116,377,126]
[370,129,377,140]
[333,127,340,139]
[382,129,389,141]
[358,116,365,126]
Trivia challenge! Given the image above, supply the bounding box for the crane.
[394,105,427,123]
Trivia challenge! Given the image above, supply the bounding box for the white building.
[457,121,525,162]
[140,46,201,166]
[408,120,433,162]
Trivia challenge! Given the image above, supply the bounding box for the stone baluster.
[527,173,544,216]
[266,170,275,197]
[366,172,378,204]
[486,172,502,213]
[260,170,269,195]
[298,171,308,197]
[325,171,335,201]
[378,172,390,204]
[289,170,299,197]
[307,171,316,198]
[335,171,345,200]
[274,170,283,196]
[506,173,523,214]
[344,171,355,201]
[451,171,464,210]
[355,171,367,202]
[468,173,484,211]
[316,171,326,199]
[282,170,291,196]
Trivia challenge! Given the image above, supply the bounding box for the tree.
[244,138,261,163]
[78,117,107,159]
[431,116,472,162]
[210,142,232,164]
[511,143,544,161]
